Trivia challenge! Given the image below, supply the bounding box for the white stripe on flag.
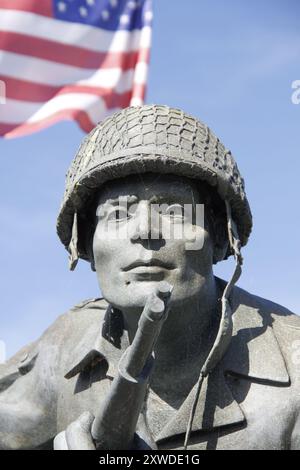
[133,62,149,85]
[0,51,148,89]
[0,94,121,125]
[0,97,38,123]
[0,10,152,52]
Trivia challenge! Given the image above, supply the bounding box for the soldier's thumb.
[65,411,96,450]
[77,411,95,432]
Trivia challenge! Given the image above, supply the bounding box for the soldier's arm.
[0,337,58,449]
[291,399,300,449]
[54,284,172,451]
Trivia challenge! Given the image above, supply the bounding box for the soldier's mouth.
[127,265,167,273]
[123,259,174,272]
[125,269,167,281]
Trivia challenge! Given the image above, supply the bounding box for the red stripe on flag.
[0,108,96,138]
[0,75,146,107]
[0,32,150,69]
[0,75,56,102]
[0,0,53,17]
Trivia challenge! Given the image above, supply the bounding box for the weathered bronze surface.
[1,106,299,450]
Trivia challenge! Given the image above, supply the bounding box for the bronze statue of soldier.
[0,105,299,450]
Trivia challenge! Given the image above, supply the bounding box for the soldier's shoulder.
[230,282,300,328]
[228,282,300,387]
[229,281,300,372]
[70,297,108,312]
[0,341,38,392]
[65,296,109,318]
[0,297,109,390]
[45,296,109,330]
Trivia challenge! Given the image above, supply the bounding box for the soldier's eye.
[107,207,130,222]
[164,204,185,219]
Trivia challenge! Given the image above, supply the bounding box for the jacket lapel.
[65,305,128,380]
[155,364,245,443]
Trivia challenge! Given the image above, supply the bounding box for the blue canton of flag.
[0,0,152,138]
[53,0,153,31]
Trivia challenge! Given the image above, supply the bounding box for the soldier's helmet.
[56,105,252,267]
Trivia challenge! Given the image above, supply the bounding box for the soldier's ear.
[212,215,229,264]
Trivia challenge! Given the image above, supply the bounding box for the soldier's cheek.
[177,227,213,272]
[92,238,121,280]
[165,223,208,251]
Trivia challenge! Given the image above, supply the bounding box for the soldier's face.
[93,173,215,310]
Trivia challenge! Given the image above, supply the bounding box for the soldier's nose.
[130,201,161,241]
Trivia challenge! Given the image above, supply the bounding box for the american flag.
[0,0,152,138]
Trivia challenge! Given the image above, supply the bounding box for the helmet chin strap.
[68,212,79,271]
[183,199,243,450]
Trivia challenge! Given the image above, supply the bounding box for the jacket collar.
[65,284,290,442]
[64,305,128,380]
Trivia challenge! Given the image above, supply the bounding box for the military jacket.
[1,279,300,450]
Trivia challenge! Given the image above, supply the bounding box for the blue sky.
[0,0,299,359]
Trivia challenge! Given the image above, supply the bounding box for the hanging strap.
[183,199,243,449]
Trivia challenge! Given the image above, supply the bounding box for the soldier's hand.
[54,411,96,450]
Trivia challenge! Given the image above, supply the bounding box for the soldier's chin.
[104,280,173,310]
[128,280,164,306]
